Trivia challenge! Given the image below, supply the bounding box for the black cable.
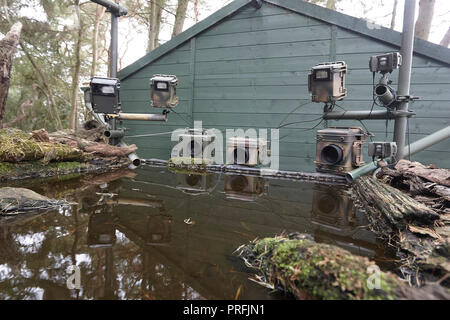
[279,119,324,142]
[171,109,193,127]
[277,116,324,129]
[333,103,374,142]
[277,100,312,129]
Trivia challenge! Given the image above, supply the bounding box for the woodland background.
[0,0,448,132]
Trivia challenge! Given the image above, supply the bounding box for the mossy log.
[0,128,86,163]
[236,234,449,300]
[0,157,131,182]
[354,176,439,228]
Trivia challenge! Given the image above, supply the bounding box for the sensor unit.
[90,77,121,114]
[369,52,402,74]
[308,61,347,103]
[368,142,398,160]
[150,74,179,109]
[316,127,366,175]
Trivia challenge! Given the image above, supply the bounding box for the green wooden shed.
[118,0,450,172]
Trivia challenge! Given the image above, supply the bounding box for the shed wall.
[120,2,450,171]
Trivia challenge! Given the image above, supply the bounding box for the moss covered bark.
[236,233,406,300]
[0,128,85,163]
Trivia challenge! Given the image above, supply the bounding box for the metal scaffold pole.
[393,0,416,160]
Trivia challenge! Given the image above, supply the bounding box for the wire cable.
[171,109,193,127]
[277,100,312,129]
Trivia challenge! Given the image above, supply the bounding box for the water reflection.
[311,185,377,257]
[0,166,394,300]
[224,175,267,202]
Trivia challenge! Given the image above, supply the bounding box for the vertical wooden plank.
[189,37,196,121]
[330,25,337,62]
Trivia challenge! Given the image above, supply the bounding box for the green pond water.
[0,165,396,300]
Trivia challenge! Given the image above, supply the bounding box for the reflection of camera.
[176,173,213,193]
[150,74,179,109]
[224,175,267,202]
[369,52,402,74]
[312,185,355,230]
[146,215,172,246]
[87,213,117,248]
[90,77,121,114]
[308,61,347,103]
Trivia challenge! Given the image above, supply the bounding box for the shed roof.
[118,0,450,80]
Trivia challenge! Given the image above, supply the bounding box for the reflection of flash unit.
[308,61,347,103]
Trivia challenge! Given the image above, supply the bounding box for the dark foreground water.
[0,165,396,300]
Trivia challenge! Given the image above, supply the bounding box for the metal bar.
[405,126,450,157]
[393,0,416,159]
[345,161,379,183]
[110,14,118,78]
[118,142,142,168]
[143,159,347,185]
[90,0,128,16]
[111,113,168,122]
[323,110,414,120]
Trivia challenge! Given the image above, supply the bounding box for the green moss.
[0,162,14,173]
[239,235,402,300]
[48,161,82,170]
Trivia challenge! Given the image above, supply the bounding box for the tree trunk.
[440,27,450,48]
[91,5,106,78]
[172,0,190,39]
[0,22,22,129]
[70,2,83,130]
[147,0,165,52]
[325,0,336,10]
[390,0,399,29]
[194,0,200,23]
[20,44,63,130]
[415,0,436,41]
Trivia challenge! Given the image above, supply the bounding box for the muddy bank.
[353,160,449,286]
[0,125,137,182]
[235,233,449,300]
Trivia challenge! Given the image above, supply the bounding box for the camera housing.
[90,77,121,114]
[368,142,398,160]
[316,127,366,175]
[308,61,347,103]
[150,74,179,108]
[369,52,402,74]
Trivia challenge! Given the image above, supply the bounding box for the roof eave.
[266,0,450,66]
[119,0,450,80]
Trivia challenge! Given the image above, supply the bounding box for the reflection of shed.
[119,0,450,171]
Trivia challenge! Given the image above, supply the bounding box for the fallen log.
[0,128,86,163]
[354,175,449,286]
[84,143,137,157]
[0,157,131,183]
[354,176,439,227]
[235,233,449,300]
[395,160,450,187]
[0,187,68,215]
